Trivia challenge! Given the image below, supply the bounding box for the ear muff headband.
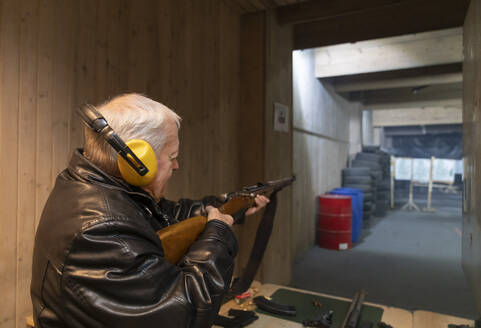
[77,105,157,186]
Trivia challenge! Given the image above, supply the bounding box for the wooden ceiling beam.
[233,0,302,14]
[350,82,462,109]
[231,0,259,13]
[259,0,280,9]
[292,0,470,49]
[277,0,408,25]
[330,63,463,92]
[372,106,462,127]
[246,0,269,11]
[314,28,462,78]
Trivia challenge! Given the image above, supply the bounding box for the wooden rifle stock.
[156,176,295,264]
[156,197,254,264]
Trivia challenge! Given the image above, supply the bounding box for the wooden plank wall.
[0,1,241,326]
[236,11,266,279]
[262,10,294,284]
[462,0,481,315]
[237,10,295,286]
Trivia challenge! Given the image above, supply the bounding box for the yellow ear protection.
[77,105,157,186]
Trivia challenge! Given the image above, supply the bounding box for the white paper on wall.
[433,159,456,183]
[412,159,431,183]
[273,102,289,133]
[395,158,413,180]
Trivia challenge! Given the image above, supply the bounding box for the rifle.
[157,176,296,264]
[341,289,368,328]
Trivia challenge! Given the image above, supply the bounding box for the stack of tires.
[353,152,386,216]
[362,146,391,216]
[363,146,391,181]
[342,167,374,220]
[342,146,392,219]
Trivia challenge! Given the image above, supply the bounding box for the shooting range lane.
[291,190,476,320]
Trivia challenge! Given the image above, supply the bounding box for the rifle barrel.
[242,176,296,193]
[220,175,296,200]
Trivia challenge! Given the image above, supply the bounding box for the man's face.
[145,123,179,201]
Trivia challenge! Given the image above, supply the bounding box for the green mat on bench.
[256,288,384,327]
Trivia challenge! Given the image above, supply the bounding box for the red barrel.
[318,195,352,251]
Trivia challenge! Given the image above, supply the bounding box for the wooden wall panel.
[17,0,39,324]
[127,0,159,95]
[35,0,54,228]
[51,0,74,179]
[156,0,172,103]
[0,1,242,326]
[219,2,240,194]
[237,9,295,286]
[0,2,20,326]
[237,11,266,279]
[262,10,294,285]
[70,0,96,154]
[106,0,129,97]
[164,0,241,201]
[94,0,109,102]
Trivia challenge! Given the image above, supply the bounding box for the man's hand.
[206,206,234,226]
[205,195,269,226]
[245,195,270,216]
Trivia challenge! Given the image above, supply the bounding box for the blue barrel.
[330,188,363,243]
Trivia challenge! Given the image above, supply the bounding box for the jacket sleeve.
[158,196,225,222]
[61,216,237,328]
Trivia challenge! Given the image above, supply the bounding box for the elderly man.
[31,94,269,328]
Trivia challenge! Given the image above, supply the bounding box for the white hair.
[83,93,181,176]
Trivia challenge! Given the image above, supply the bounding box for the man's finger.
[205,205,215,213]
[255,195,270,206]
[258,195,270,202]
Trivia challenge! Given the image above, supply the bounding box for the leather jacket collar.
[67,149,137,191]
[66,149,169,226]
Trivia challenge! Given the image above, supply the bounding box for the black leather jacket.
[31,150,238,328]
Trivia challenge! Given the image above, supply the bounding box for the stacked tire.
[342,167,374,220]
[362,146,391,215]
[342,146,392,219]
[355,153,387,216]
[362,146,391,181]
[376,180,390,215]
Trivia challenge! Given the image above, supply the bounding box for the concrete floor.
[290,188,478,319]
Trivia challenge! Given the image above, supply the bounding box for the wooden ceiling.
[228,0,308,13]
[227,0,470,49]
[276,0,471,49]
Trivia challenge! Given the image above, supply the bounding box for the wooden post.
[409,159,415,205]
[390,156,395,209]
[423,156,436,212]
[402,158,420,211]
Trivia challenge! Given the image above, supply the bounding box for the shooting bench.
[25,283,474,328]
[214,283,474,328]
